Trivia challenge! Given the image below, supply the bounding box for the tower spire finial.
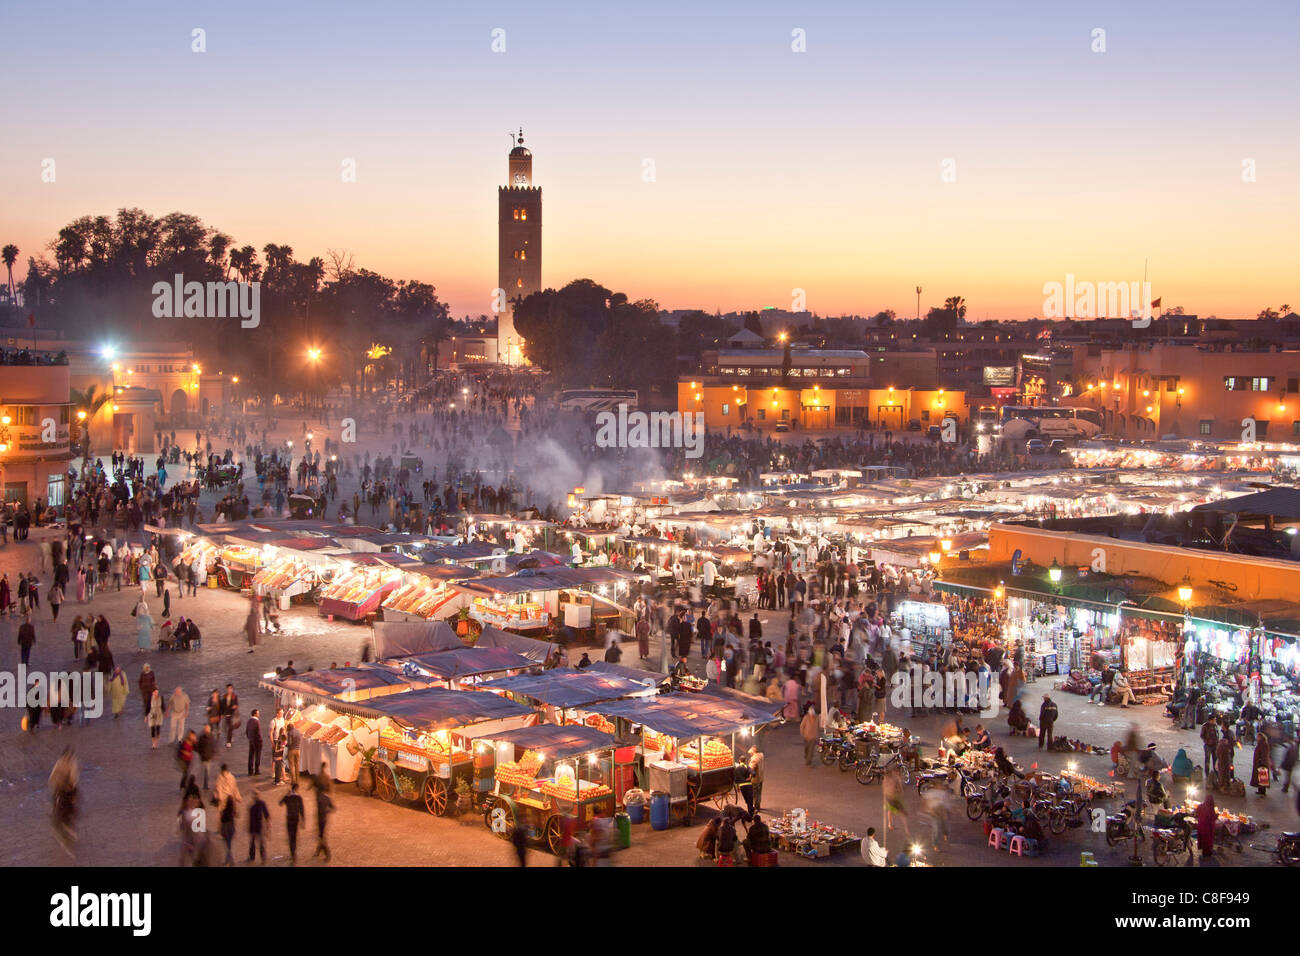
[517,127,524,145]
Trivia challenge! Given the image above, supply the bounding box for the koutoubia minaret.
[497,129,542,365]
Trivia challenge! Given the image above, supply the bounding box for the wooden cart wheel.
[485,799,515,839]
[713,786,738,811]
[372,763,397,803]
[423,777,449,816]
[686,782,700,817]
[544,815,565,855]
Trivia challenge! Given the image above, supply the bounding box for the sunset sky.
[2,1,1296,320]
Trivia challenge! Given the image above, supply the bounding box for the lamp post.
[306,347,323,418]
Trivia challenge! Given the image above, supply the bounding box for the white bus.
[558,388,639,412]
[998,405,1103,441]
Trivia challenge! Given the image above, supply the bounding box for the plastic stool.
[1080,851,1098,867]
[988,828,1005,850]
[1022,838,1039,857]
[1008,835,1026,856]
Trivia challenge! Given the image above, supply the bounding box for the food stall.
[317,559,406,622]
[381,563,479,622]
[476,667,655,801]
[173,537,218,576]
[361,688,535,816]
[584,694,778,820]
[217,544,263,589]
[475,724,618,853]
[257,665,423,782]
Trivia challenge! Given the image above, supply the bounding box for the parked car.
[1026,438,1046,454]
[774,421,790,432]
[1049,439,1067,454]
[907,420,923,431]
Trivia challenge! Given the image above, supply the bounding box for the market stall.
[360,688,535,816]
[257,665,424,782]
[381,566,476,622]
[584,694,778,820]
[474,723,618,853]
[767,809,862,860]
[216,544,262,589]
[317,560,405,621]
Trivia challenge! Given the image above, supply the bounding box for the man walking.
[287,721,302,786]
[220,683,239,747]
[1201,715,1220,780]
[800,703,819,767]
[17,612,36,665]
[166,686,190,743]
[195,725,216,790]
[247,791,270,864]
[1038,694,1059,749]
[280,783,304,865]
[313,783,335,862]
[246,708,263,775]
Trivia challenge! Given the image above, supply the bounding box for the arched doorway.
[171,388,188,422]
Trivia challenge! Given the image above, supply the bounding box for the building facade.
[677,348,968,431]
[1072,343,1300,441]
[497,131,542,366]
[0,354,74,507]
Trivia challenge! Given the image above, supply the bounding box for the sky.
[1,0,1297,321]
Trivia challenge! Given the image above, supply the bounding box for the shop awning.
[587,661,672,686]
[585,694,778,739]
[267,666,417,698]
[348,687,533,731]
[477,667,650,708]
[472,723,616,760]
[384,646,534,679]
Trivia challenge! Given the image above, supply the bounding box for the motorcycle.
[817,733,846,766]
[965,780,1008,821]
[1151,816,1195,867]
[1105,804,1146,848]
[1251,831,1300,867]
[855,747,910,786]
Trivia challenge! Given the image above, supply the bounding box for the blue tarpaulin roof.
[587,661,671,686]
[585,694,777,739]
[386,646,533,679]
[357,687,533,730]
[476,723,616,760]
[477,667,649,708]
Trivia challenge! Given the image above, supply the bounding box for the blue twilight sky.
[1,0,1296,320]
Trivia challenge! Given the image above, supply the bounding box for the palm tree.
[1,244,18,311]
[943,296,967,322]
[69,385,112,457]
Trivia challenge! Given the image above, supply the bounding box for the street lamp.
[1178,577,1193,606]
[1048,559,1062,585]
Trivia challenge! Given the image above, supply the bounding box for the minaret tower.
[497,129,542,365]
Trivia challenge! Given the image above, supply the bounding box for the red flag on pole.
[26,313,36,328]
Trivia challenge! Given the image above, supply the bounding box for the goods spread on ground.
[1062,769,1116,797]
[768,810,861,858]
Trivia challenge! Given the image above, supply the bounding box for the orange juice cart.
[476,723,618,854]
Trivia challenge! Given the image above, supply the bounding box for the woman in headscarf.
[136,599,154,651]
[1194,791,1217,858]
[146,688,164,749]
[1216,730,1236,791]
[108,666,128,718]
[782,671,802,720]
[1252,732,1274,796]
